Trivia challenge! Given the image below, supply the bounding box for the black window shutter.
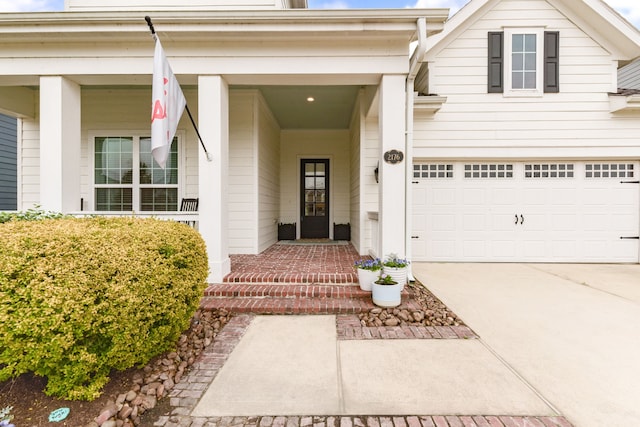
[544,31,560,93]
[488,32,504,93]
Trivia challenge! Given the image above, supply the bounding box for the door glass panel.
[303,161,327,217]
[305,203,315,216]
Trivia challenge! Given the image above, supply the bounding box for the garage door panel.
[412,161,639,263]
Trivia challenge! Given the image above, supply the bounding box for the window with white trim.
[488,30,559,95]
[585,163,635,178]
[93,135,179,211]
[525,163,574,178]
[464,164,513,179]
[413,164,454,179]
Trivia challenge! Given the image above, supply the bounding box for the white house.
[0,0,639,282]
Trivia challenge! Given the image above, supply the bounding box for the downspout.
[405,17,427,282]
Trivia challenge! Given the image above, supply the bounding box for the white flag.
[151,37,186,169]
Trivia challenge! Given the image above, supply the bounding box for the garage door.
[412,162,640,262]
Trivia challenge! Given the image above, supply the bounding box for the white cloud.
[412,0,467,16]
[604,0,640,27]
[0,0,61,12]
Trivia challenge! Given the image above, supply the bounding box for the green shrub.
[0,217,208,400]
[0,206,67,223]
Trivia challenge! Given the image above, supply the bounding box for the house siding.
[0,113,17,210]
[419,0,640,160]
[618,59,640,89]
[228,91,258,254]
[362,115,380,255]
[349,94,362,252]
[257,93,281,253]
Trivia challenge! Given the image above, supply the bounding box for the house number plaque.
[384,150,404,164]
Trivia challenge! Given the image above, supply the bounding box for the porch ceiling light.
[306,96,315,102]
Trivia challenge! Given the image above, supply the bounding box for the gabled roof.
[424,0,640,63]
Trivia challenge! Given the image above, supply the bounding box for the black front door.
[300,159,329,238]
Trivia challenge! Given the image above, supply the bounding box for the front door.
[300,159,329,238]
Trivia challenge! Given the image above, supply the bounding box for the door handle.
[515,214,518,225]
[520,214,524,225]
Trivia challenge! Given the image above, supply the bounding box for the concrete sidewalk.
[191,315,553,417]
[412,263,640,427]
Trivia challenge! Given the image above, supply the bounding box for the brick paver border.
[157,315,572,427]
[336,315,478,340]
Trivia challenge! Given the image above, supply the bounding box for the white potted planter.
[354,258,382,292]
[356,268,378,291]
[371,274,402,308]
[382,266,407,290]
[382,254,410,290]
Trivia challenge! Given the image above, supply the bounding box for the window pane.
[305,163,315,176]
[512,53,523,71]
[140,188,178,211]
[140,137,178,185]
[94,137,133,184]
[512,72,524,89]
[524,34,536,52]
[512,34,523,51]
[96,188,132,211]
[524,71,537,88]
[316,163,325,175]
[524,53,536,70]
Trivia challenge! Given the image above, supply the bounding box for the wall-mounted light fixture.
[374,162,379,183]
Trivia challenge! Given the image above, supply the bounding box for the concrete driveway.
[411,263,640,427]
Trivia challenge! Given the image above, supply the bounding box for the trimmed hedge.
[0,217,208,400]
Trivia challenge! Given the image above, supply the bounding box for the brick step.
[204,283,374,299]
[223,272,359,284]
[200,283,418,315]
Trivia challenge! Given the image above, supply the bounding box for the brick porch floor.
[222,242,364,284]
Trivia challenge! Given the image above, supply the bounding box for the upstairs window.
[488,30,559,95]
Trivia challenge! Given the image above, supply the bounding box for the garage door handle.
[515,214,518,225]
[412,236,420,239]
[520,214,524,225]
[620,236,639,240]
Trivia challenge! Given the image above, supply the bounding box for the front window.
[94,135,179,211]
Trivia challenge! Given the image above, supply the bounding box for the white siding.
[349,94,362,252]
[362,115,380,255]
[280,130,350,238]
[18,118,40,210]
[228,91,258,254]
[419,0,640,160]
[257,93,281,252]
[618,59,640,89]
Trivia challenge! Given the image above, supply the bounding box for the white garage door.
[412,162,640,263]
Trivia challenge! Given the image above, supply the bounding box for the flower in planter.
[375,274,399,285]
[383,253,410,268]
[354,258,382,271]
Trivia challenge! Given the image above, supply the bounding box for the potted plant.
[354,258,382,291]
[371,273,402,307]
[382,253,410,290]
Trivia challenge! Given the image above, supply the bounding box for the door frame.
[298,157,332,239]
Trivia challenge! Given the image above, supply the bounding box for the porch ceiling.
[240,85,361,129]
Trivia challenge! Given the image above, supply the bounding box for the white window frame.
[504,28,545,97]
[89,130,185,212]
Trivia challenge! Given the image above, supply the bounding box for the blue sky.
[0,0,638,29]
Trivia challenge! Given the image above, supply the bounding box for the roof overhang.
[609,91,640,113]
[0,9,448,44]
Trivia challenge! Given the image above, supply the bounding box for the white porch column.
[198,75,230,283]
[39,76,81,213]
[378,74,407,259]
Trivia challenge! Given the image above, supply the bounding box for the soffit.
[0,9,448,44]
